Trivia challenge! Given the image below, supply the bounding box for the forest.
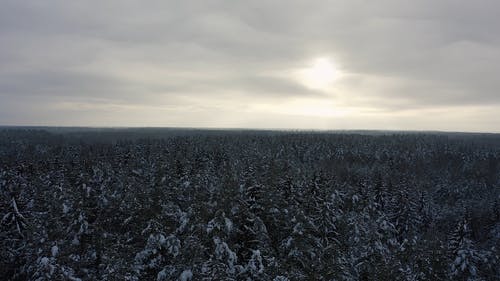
[0,128,499,280]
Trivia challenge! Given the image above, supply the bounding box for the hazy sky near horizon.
[1,0,500,132]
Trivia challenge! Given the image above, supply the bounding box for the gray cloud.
[1,0,499,131]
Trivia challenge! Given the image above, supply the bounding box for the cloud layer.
[1,0,499,131]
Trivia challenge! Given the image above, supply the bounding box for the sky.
[1,0,499,132]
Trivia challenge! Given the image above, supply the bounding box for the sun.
[299,57,339,90]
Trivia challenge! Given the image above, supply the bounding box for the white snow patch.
[40,257,50,266]
[177,212,189,233]
[72,236,80,246]
[63,203,70,214]
[247,250,264,274]
[51,245,59,257]
[214,237,238,273]
[122,216,133,225]
[224,217,233,233]
[179,269,193,281]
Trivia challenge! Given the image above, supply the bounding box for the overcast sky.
[1,0,499,132]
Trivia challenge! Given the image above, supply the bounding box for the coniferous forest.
[1,128,499,281]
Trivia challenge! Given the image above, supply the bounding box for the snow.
[292,222,303,235]
[27,199,34,209]
[63,203,70,214]
[177,212,189,233]
[40,257,49,266]
[156,268,167,281]
[2,130,499,280]
[165,235,181,257]
[247,250,264,274]
[224,217,233,233]
[51,245,59,257]
[123,216,133,225]
[158,234,167,245]
[179,269,193,281]
[213,237,238,273]
[71,235,80,246]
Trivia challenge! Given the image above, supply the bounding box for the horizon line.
[1,125,499,135]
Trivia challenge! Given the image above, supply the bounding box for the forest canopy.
[1,128,499,280]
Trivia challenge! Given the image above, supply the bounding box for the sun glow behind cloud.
[298,57,340,91]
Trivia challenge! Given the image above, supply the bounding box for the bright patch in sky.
[299,57,339,90]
